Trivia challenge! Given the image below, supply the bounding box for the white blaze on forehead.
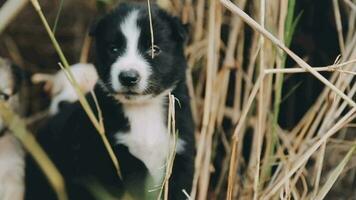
[111,10,151,93]
[121,10,141,59]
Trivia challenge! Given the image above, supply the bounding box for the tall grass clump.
[172,0,356,199]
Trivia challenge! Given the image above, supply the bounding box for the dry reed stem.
[243,34,260,107]
[193,0,205,42]
[312,142,327,199]
[187,3,207,200]
[232,74,264,139]
[156,93,178,200]
[264,59,356,74]
[213,1,247,196]
[314,144,356,200]
[226,139,238,199]
[79,34,92,63]
[223,0,247,67]
[333,0,346,56]
[0,0,29,34]
[147,0,155,59]
[227,74,264,198]
[262,1,288,185]
[220,0,356,108]
[344,0,356,10]
[346,12,356,43]
[197,1,222,199]
[182,189,192,200]
[233,31,245,124]
[253,0,266,199]
[3,35,24,66]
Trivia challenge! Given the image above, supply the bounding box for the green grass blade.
[52,0,64,34]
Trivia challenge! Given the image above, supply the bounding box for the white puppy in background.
[32,63,98,115]
[0,134,24,200]
[0,58,25,200]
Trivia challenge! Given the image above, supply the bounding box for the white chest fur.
[114,98,171,184]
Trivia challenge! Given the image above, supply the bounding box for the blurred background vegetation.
[0,0,355,199]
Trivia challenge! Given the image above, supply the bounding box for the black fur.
[10,63,25,94]
[26,3,195,200]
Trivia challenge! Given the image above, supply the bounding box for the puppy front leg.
[0,134,25,200]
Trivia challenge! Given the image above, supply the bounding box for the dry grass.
[177,0,356,199]
[0,0,355,199]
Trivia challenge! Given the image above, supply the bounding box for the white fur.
[0,58,25,200]
[114,96,185,185]
[111,10,151,94]
[114,94,153,105]
[0,133,24,200]
[48,63,98,115]
[115,97,168,184]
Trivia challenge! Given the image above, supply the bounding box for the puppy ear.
[89,15,107,37]
[157,9,188,43]
[170,16,188,43]
[89,19,100,37]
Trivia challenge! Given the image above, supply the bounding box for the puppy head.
[0,58,23,132]
[90,3,187,104]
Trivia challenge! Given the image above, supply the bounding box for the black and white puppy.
[26,3,195,200]
[0,57,25,200]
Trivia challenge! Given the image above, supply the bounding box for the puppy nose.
[119,70,140,87]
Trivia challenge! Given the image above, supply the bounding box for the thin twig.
[333,0,346,56]
[147,0,155,58]
[253,0,266,199]
[343,0,356,10]
[264,59,356,74]
[52,0,65,34]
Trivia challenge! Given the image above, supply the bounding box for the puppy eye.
[108,44,119,54]
[147,45,161,58]
[0,93,10,101]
